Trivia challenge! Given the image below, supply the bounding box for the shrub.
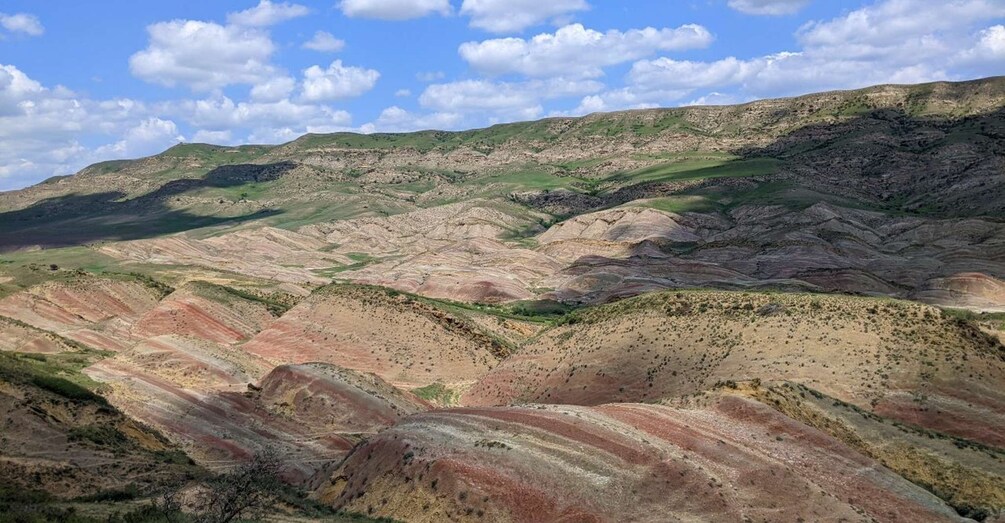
[68,425,128,447]
[74,484,139,503]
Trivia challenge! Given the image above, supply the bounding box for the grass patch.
[316,252,380,277]
[31,375,106,403]
[507,299,575,318]
[635,196,719,214]
[411,382,459,405]
[941,308,1005,330]
[604,157,779,187]
[208,283,291,316]
[0,349,111,402]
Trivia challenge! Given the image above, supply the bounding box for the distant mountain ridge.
[0,76,1002,311]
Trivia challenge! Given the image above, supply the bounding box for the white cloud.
[395,88,412,97]
[958,25,1005,64]
[683,92,747,107]
[562,87,689,116]
[0,64,162,189]
[796,0,1005,58]
[419,78,602,121]
[303,31,346,52]
[0,63,44,113]
[416,71,445,82]
[629,56,762,90]
[180,95,352,132]
[192,129,235,144]
[250,76,296,102]
[460,0,589,33]
[130,20,276,91]
[227,0,309,26]
[0,62,359,189]
[459,23,714,78]
[608,0,1005,110]
[367,105,463,132]
[301,60,380,101]
[0,13,44,36]
[338,0,451,20]
[93,118,184,158]
[727,0,808,16]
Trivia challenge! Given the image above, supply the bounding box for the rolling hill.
[0,77,1003,521]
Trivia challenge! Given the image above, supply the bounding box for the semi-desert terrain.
[1,77,1003,522]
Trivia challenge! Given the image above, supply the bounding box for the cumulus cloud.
[0,12,44,36]
[957,24,1005,65]
[365,105,463,132]
[180,95,355,145]
[561,87,691,116]
[300,60,380,101]
[419,77,602,121]
[227,0,309,26]
[597,0,1005,113]
[177,95,352,137]
[459,23,713,78]
[130,20,277,91]
[250,76,296,102]
[93,118,185,158]
[302,31,346,52]
[727,0,808,16]
[191,129,235,144]
[339,0,451,20]
[0,64,163,189]
[0,61,364,189]
[460,0,589,33]
[628,56,768,91]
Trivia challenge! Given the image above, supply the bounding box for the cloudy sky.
[0,0,1003,190]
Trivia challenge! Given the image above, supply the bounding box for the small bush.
[74,484,139,503]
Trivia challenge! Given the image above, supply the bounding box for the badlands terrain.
[0,77,1003,522]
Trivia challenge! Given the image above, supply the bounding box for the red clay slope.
[0,277,163,352]
[241,285,506,391]
[313,395,966,522]
[131,281,278,344]
[86,360,429,482]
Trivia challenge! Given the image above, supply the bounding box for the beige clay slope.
[313,290,1005,522]
[241,284,509,392]
[465,291,1005,448]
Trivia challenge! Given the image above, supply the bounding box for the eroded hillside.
[1,77,1004,521]
[0,78,1002,311]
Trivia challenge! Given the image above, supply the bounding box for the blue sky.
[0,0,1003,190]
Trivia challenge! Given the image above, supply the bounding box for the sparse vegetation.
[412,382,459,405]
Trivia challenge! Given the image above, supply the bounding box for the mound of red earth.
[87,361,429,482]
[242,285,507,391]
[131,281,278,345]
[312,396,966,522]
[258,363,430,434]
[0,277,163,352]
[465,291,1005,449]
[0,316,80,354]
